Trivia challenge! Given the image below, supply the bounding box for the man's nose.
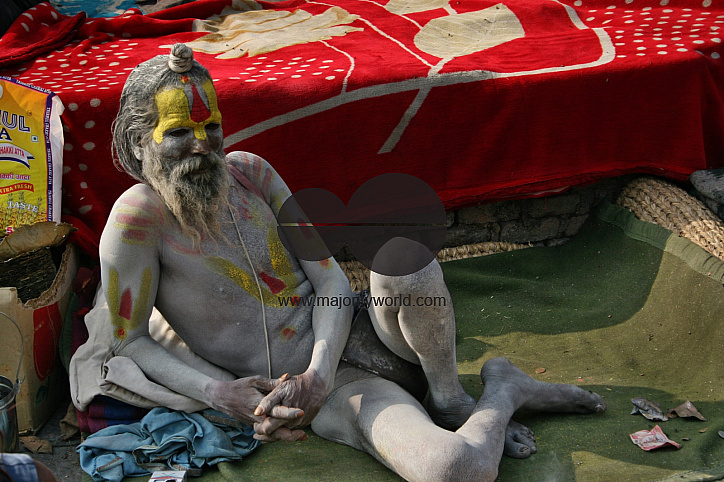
[190,136,210,155]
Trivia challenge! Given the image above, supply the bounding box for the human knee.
[371,250,443,296]
[371,237,438,279]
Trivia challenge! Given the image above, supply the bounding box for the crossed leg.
[313,358,605,481]
[312,239,605,481]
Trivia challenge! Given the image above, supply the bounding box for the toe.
[504,438,533,459]
[514,431,537,453]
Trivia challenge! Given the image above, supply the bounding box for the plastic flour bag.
[0,77,64,235]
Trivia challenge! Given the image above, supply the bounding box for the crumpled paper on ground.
[630,425,681,451]
[631,397,668,421]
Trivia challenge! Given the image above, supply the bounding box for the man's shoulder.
[111,183,167,222]
[225,151,273,175]
[225,151,284,201]
[102,183,167,249]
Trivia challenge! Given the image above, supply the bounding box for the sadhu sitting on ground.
[70,44,606,481]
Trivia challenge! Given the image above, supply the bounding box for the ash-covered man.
[70,44,606,481]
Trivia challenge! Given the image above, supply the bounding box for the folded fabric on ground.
[76,395,149,435]
[77,407,260,482]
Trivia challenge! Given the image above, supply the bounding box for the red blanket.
[1,0,722,254]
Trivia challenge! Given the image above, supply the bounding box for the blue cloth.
[78,407,261,482]
[0,453,39,482]
[49,0,139,18]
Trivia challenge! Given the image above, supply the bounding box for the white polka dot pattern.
[578,1,722,60]
[0,0,719,241]
[240,57,339,83]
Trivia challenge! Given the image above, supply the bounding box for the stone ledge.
[333,176,634,262]
[443,176,634,249]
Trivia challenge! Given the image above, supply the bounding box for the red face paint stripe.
[189,82,212,123]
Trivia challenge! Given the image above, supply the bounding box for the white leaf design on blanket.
[184,6,362,59]
[384,0,451,15]
[414,3,525,59]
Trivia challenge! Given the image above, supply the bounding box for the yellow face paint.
[152,77,222,144]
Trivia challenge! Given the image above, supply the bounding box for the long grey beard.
[143,149,230,246]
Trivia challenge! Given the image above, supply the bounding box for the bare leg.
[366,238,604,459]
[313,364,504,482]
[368,238,475,431]
[313,361,605,482]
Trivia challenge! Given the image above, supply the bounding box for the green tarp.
[119,202,724,481]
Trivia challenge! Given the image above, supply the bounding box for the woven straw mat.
[615,176,724,261]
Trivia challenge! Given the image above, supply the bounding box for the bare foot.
[503,420,538,459]
[480,357,606,414]
[504,420,536,459]
[427,392,476,431]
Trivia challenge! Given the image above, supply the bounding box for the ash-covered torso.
[101,152,317,378]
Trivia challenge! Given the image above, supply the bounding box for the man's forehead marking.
[152,78,222,143]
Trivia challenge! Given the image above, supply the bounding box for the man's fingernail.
[301,434,308,441]
[254,407,263,416]
[297,410,305,417]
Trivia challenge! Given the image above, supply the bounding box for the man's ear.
[132,143,147,163]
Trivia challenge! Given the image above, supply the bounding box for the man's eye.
[167,128,189,138]
[206,123,221,131]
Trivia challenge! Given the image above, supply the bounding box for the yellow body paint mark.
[204,226,299,307]
[108,267,153,341]
[153,78,222,144]
[205,256,267,304]
[267,224,294,278]
[204,256,298,307]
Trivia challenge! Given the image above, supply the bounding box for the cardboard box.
[0,238,78,433]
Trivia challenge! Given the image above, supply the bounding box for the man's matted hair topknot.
[112,44,214,182]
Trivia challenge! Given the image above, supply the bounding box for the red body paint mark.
[123,229,148,242]
[116,212,154,227]
[259,272,286,294]
[262,168,273,195]
[319,259,330,268]
[280,326,297,341]
[297,218,315,240]
[119,288,133,320]
[119,197,163,216]
[251,159,262,182]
